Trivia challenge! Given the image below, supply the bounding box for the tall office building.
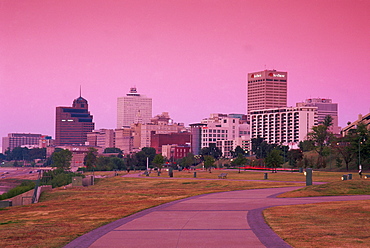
[296,98,340,134]
[247,70,287,113]
[117,87,152,128]
[55,95,95,146]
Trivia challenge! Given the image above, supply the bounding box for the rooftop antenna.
[80,85,82,97]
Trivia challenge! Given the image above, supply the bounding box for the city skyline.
[1,0,369,149]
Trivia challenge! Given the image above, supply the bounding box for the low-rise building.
[341,113,370,136]
[2,133,51,153]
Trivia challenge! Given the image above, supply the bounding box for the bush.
[0,180,35,200]
[41,170,84,188]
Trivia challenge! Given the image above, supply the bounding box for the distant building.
[114,128,134,154]
[47,145,97,172]
[151,132,191,154]
[189,123,207,156]
[341,113,370,136]
[55,94,95,146]
[190,114,245,156]
[250,107,317,147]
[2,133,51,153]
[247,70,287,114]
[296,98,340,134]
[131,112,187,150]
[117,87,152,128]
[162,144,191,160]
[216,138,250,158]
[87,129,115,150]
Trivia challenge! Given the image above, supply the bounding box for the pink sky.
[1,0,369,149]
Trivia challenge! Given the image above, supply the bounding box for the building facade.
[87,129,115,151]
[131,112,187,150]
[341,113,370,136]
[247,70,287,113]
[55,95,95,146]
[296,98,340,134]
[162,145,191,160]
[250,107,317,147]
[151,132,191,154]
[2,133,50,153]
[114,128,134,154]
[117,87,152,128]
[190,114,246,155]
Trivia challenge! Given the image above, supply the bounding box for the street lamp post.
[359,137,364,177]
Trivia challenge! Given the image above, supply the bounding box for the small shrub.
[0,180,35,200]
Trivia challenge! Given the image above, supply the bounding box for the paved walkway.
[64,184,370,248]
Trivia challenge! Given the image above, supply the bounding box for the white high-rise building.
[117,87,152,129]
[250,107,318,147]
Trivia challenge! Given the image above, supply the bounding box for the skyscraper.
[117,87,152,128]
[247,70,287,113]
[55,95,95,145]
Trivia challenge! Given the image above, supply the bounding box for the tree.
[287,149,303,167]
[84,147,98,171]
[231,146,246,158]
[125,154,138,171]
[135,147,156,169]
[265,149,283,172]
[52,149,72,171]
[323,115,333,127]
[200,144,222,160]
[110,157,125,170]
[28,148,46,160]
[93,156,125,171]
[231,154,248,173]
[203,155,215,172]
[104,147,123,154]
[331,136,355,171]
[180,153,196,169]
[153,154,165,171]
[276,145,289,164]
[306,115,334,168]
[298,140,314,152]
[251,137,276,159]
[347,123,370,169]
[137,147,156,168]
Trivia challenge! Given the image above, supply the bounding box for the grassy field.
[1,170,368,248]
[264,180,370,248]
[146,169,359,182]
[0,173,301,248]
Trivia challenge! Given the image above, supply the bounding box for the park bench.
[218,173,228,179]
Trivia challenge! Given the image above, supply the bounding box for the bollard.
[348,174,352,180]
[342,175,347,180]
[157,171,161,176]
[169,168,173,178]
[194,171,197,178]
[264,173,268,180]
[146,171,149,176]
[299,168,303,173]
[306,168,313,186]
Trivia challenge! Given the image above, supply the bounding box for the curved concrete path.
[64,186,370,248]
